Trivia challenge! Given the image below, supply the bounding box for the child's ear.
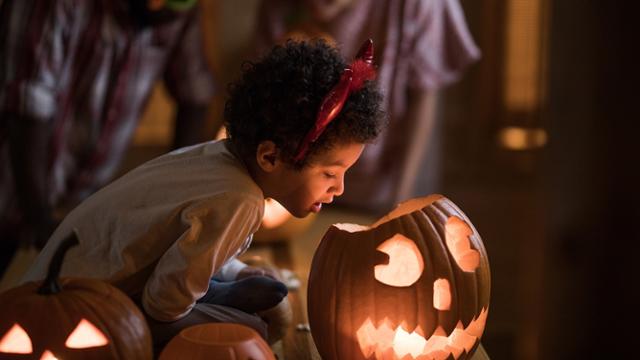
[256,141,280,172]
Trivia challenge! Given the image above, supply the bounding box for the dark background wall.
[433,1,639,358]
[540,1,639,358]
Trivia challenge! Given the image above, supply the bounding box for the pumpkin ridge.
[421,206,456,335]
[414,210,438,336]
[443,199,491,322]
[335,226,349,359]
[402,211,423,332]
[72,298,122,358]
[73,282,149,358]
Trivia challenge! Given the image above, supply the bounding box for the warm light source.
[0,323,32,354]
[394,327,428,358]
[40,350,58,360]
[65,319,109,349]
[433,279,451,311]
[504,0,543,111]
[445,217,480,272]
[498,126,547,150]
[308,195,491,360]
[374,234,424,287]
[356,308,488,360]
[261,198,292,229]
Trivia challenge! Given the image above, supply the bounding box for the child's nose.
[332,176,345,196]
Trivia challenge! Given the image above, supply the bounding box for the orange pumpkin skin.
[159,323,275,360]
[308,195,491,360]
[0,236,152,360]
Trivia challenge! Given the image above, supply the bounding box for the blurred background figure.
[0,0,214,274]
[255,0,480,213]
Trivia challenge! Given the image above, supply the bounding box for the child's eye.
[324,172,336,179]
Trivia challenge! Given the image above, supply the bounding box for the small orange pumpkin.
[308,195,490,360]
[0,233,152,360]
[159,323,275,360]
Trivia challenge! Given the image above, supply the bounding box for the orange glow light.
[356,308,488,360]
[444,217,480,272]
[0,323,32,354]
[433,279,451,311]
[65,319,108,349]
[374,234,424,287]
[498,126,547,150]
[393,327,428,358]
[40,350,59,360]
[261,198,291,229]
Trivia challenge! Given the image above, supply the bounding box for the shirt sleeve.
[163,5,215,106]
[141,192,263,322]
[407,0,481,90]
[0,0,75,121]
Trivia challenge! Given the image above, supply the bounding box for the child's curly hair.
[224,39,385,169]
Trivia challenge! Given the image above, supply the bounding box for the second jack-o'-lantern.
[0,233,152,360]
[308,194,490,360]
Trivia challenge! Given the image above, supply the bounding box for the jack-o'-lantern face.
[308,195,491,360]
[0,319,108,359]
[0,233,152,360]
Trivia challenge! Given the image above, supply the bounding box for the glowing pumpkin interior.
[262,198,292,229]
[324,195,488,360]
[216,128,294,231]
[0,318,108,359]
[374,234,424,287]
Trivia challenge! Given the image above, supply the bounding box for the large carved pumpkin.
[308,195,490,360]
[0,233,152,360]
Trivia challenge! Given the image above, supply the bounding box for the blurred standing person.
[256,0,480,212]
[0,0,215,274]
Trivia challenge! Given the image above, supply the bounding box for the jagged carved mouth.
[356,308,488,360]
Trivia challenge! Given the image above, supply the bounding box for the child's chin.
[286,207,308,218]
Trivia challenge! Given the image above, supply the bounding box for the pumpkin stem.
[37,230,79,295]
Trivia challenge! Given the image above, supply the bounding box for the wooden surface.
[247,242,321,359]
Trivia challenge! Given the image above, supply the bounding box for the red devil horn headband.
[293,39,376,163]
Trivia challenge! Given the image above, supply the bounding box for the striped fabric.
[0,0,214,222]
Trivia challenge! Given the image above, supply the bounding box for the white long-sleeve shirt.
[22,140,264,322]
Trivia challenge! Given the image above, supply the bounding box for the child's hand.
[236,265,282,282]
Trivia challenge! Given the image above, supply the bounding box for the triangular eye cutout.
[0,323,33,354]
[65,319,108,349]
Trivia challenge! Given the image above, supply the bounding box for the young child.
[21,39,385,349]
